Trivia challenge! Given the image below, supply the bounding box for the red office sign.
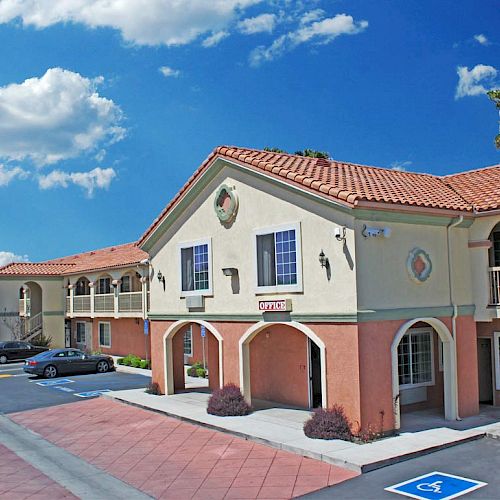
[258,299,292,312]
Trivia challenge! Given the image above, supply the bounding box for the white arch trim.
[162,320,224,395]
[391,317,457,429]
[239,321,327,408]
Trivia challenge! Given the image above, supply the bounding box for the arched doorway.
[22,281,43,340]
[163,321,223,395]
[392,318,457,429]
[239,321,327,408]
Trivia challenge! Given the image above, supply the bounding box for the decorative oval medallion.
[407,248,432,283]
[214,184,238,223]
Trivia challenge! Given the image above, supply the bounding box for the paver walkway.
[11,398,358,499]
[0,444,76,500]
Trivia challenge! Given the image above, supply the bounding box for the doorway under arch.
[391,317,457,430]
[163,320,223,395]
[239,321,327,408]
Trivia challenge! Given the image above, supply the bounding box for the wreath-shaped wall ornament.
[407,248,432,283]
[214,184,239,223]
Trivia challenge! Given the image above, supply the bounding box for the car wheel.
[0,355,7,364]
[96,360,109,373]
[43,365,58,378]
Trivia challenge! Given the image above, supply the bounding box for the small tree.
[1,311,23,340]
[487,89,500,149]
[294,149,330,159]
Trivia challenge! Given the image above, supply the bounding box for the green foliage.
[196,367,207,378]
[131,357,142,368]
[117,358,124,365]
[91,350,102,355]
[145,382,162,395]
[139,359,150,369]
[486,90,500,149]
[120,354,148,368]
[187,361,204,377]
[264,147,286,153]
[294,148,330,159]
[31,335,52,348]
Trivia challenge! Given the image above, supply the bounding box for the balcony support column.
[140,277,148,320]
[89,282,95,318]
[68,284,74,318]
[112,280,121,319]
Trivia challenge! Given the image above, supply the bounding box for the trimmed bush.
[303,406,353,441]
[117,358,124,365]
[131,357,142,368]
[145,382,162,395]
[139,360,150,369]
[187,361,203,377]
[207,384,251,417]
[196,367,207,378]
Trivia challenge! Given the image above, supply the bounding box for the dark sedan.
[23,348,114,378]
[0,341,49,364]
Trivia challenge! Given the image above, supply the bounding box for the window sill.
[400,381,434,390]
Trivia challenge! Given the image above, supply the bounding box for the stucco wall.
[148,165,357,317]
[475,319,500,406]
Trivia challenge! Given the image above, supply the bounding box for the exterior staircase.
[21,312,43,343]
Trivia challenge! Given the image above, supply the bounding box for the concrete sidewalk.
[104,389,489,473]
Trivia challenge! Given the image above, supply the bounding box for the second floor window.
[180,240,211,294]
[121,276,131,293]
[97,277,111,294]
[255,224,302,293]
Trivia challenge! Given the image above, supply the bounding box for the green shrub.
[139,360,150,369]
[131,357,142,368]
[117,358,124,365]
[196,367,207,378]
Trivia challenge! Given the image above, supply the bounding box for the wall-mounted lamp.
[157,270,165,289]
[222,268,238,277]
[318,250,329,268]
[334,226,347,243]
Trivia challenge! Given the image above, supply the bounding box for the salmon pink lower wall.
[150,315,480,431]
[475,319,500,406]
[71,318,150,358]
[249,325,309,408]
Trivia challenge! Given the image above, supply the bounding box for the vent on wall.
[186,295,204,310]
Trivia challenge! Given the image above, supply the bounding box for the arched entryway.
[392,318,457,429]
[239,321,327,408]
[163,320,223,395]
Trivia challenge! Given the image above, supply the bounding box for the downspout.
[447,215,463,420]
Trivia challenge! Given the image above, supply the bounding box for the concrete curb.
[103,393,485,473]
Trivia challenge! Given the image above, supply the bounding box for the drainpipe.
[447,215,463,421]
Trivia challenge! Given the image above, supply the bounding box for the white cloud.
[202,31,230,48]
[0,251,29,266]
[0,68,125,166]
[299,9,325,26]
[390,160,412,172]
[250,13,368,66]
[0,164,28,186]
[0,0,261,46]
[474,34,489,46]
[455,64,498,99]
[38,167,116,197]
[238,13,276,34]
[159,66,181,78]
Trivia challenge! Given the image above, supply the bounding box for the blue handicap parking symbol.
[36,378,74,387]
[52,386,75,393]
[74,389,111,398]
[385,472,487,500]
[200,325,206,338]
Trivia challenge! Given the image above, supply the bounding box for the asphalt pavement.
[0,362,150,414]
[303,437,500,499]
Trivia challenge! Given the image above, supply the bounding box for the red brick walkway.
[0,444,76,499]
[11,399,358,499]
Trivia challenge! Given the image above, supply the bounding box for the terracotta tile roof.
[0,262,74,276]
[140,146,487,246]
[443,164,500,212]
[0,242,148,278]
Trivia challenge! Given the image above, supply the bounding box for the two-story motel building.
[0,243,151,358]
[139,146,500,433]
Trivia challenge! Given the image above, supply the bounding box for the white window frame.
[121,275,131,293]
[178,238,213,297]
[253,222,303,294]
[184,326,193,357]
[97,277,111,295]
[398,327,435,389]
[76,321,86,344]
[494,332,500,391]
[98,321,111,348]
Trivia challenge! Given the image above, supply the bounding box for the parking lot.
[0,362,151,414]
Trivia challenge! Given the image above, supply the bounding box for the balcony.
[489,267,500,305]
[66,291,146,317]
[118,291,142,312]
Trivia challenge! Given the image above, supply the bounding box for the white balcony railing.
[489,267,500,305]
[65,296,70,313]
[19,299,25,316]
[94,293,114,312]
[74,295,91,313]
[118,291,142,312]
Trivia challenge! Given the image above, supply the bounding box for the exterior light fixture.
[318,250,329,268]
[157,270,165,288]
[222,268,238,276]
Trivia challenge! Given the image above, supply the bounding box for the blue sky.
[0,0,498,263]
